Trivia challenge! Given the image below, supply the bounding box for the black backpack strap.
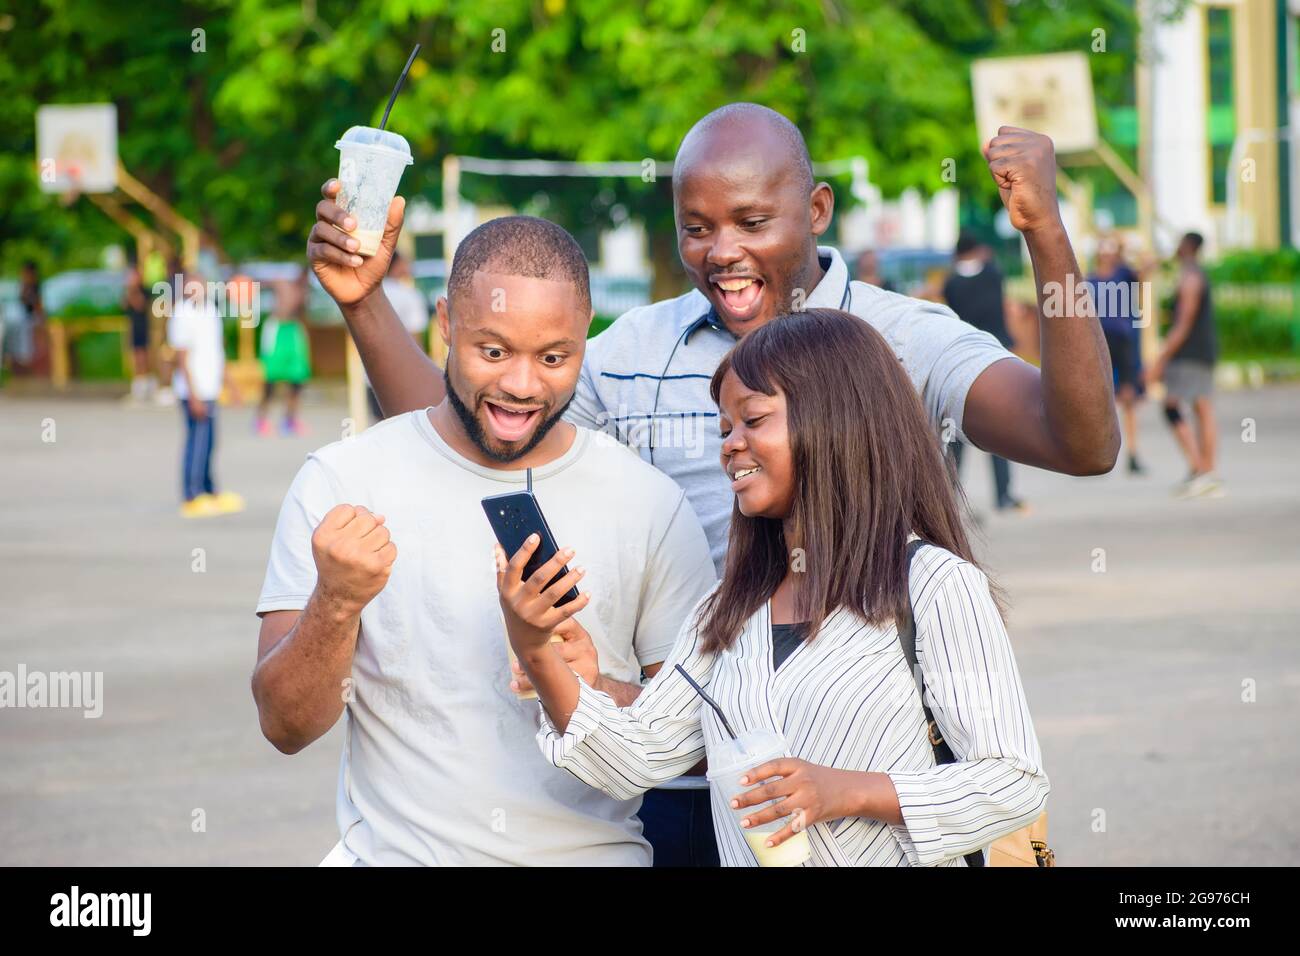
[898,537,986,868]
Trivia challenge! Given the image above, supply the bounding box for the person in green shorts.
[257,271,313,437]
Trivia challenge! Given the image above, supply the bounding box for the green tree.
[2,0,1143,288]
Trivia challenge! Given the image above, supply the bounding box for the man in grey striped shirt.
[309,102,1118,864]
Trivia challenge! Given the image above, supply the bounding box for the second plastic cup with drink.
[708,728,813,867]
[334,126,414,257]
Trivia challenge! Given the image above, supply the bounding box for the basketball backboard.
[36,103,119,194]
[972,52,1099,155]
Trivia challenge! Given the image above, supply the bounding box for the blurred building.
[839,188,959,257]
[1139,0,1296,253]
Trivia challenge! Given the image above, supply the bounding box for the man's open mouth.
[483,400,543,443]
[711,275,765,321]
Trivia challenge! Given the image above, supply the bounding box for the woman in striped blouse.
[496,308,1049,866]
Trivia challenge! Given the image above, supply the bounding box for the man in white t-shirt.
[253,216,716,865]
[167,271,244,518]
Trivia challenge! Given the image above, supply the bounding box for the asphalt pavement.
[1,384,1296,865]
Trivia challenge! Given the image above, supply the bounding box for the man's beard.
[444,364,573,464]
[771,255,822,323]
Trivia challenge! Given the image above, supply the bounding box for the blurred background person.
[1146,232,1222,498]
[13,259,46,374]
[366,250,430,421]
[168,267,244,517]
[942,232,1028,514]
[256,270,313,437]
[151,254,186,407]
[123,250,155,404]
[854,248,894,292]
[1085,236,1146,475]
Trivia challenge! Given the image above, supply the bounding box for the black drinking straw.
[674,664,738,740]
[380,43,421,131]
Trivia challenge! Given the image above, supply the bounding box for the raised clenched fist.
[311,504,397,613]
[983,126,1062,236]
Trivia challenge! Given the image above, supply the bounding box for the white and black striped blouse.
[537,542,1049,866]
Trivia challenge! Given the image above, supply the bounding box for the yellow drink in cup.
[744,827,813,867]
[350,229,384,257]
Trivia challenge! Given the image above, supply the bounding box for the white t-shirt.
[256,411,717,865]
[167,298,225,401]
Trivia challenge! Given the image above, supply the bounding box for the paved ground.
[1,385,1297,865]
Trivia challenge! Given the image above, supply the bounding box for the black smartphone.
[481,490,580,607]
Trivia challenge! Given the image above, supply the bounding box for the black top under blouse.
[771,622,812,670]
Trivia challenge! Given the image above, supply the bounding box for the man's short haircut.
[955,231,981,256]
[446,215,591,313]
[1182,231,1204,253]
[677,102,815,195]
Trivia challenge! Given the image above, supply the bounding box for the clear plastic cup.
[707,728,812,867]
[334,126,414,257]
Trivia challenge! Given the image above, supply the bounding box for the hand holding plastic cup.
[334,126,413,257]
[707,728,813,867]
